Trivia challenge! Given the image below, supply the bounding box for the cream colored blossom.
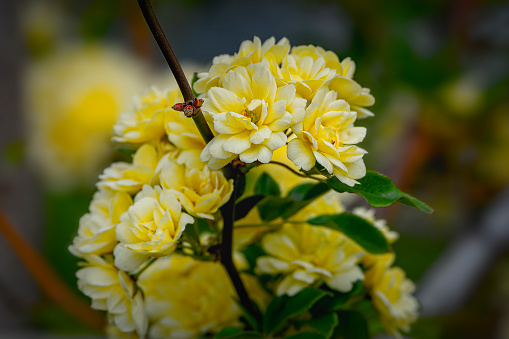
[159,158,233,219]
[164,104,206,169]
[113,86,182,144]
[371,267,419,337]
[138,254,267,339]
[201,63,306,169]
[288,87,367,186]
[194,36,290,95]
[69,189,132,257]
[76,255,147,337]
[114,185,193,272]
[25,44,148,189]
[256,224,364,296]
[290,45,375,118]
[97,143,160,194]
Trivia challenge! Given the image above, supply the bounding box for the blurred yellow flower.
[288,87,367,186]
[114,185,193,272]
[159,158,233,219]
[201,63,306,169]
[371,267,419,337]
[138,254,267,339]
[69,189,132,257]
[113,86,182,144]
[25,44,148,189]
[194,36,290,95]
[76,255,147,337]
[97,143,160,195]
[256,224,364,296]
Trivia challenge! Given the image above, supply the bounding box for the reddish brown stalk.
[0,211,105,331]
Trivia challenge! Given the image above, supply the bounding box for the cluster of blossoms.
[71,37,418,339]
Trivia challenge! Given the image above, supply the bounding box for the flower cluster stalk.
[136,0,257,318]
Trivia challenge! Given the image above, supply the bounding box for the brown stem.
[137,0,214,143]
[219,173,259,318]
[136,0,257,320]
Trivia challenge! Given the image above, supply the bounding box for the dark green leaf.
[257,197,294,222]
[327,171,433,213]
[263,288,331,334]
[306,313,339,337]
[334,310,369,339]
[286,332,327,339]
[214,329,264,339]
[282,182,330,219]
[312,281,364,315]
[254,172,281,196]
[235,195,266,221]
[308,213,390,254]
[234,299,263,332]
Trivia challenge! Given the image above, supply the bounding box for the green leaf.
[312,281,364,315]
[233,299,263,332]
[214,329,264,339]
[308,213,390,254]
[254,172,281,196]
[191,72,200,97]
[334,310,369,339]
[286,332,327,339]
[235,195,266,221]
[263,288,331,334]
[327,171,433,213]
[257,197,294,222]
[306,312,339,337]
[282,182,330,219]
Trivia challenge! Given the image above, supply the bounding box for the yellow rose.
[69,189,132,257]
[114,185,193,272]
[200,63,306,170]
[159,158,233,219]
[138,254,267,339]
[76,255,147,337]
[194,36,290,95]
[97,143,160,194]
[256,224,364,296]
[288,87,367,186]
[113,86,182,144]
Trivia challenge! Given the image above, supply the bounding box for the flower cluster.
[71,37,419,339]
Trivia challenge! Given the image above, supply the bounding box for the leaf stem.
[269,161,326,182]
[137,0,214,143]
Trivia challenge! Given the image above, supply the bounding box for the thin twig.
[137,0,214,143]
[269,161,326,182]
[219,173,259,318]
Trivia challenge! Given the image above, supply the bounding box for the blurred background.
[1,0,509,338]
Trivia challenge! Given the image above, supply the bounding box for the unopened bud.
[183,105,194,117]
[172,102,184,111]
[193,98,204,108]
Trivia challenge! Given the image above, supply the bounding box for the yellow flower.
[25,44,148,189]
[114,185,193,272]
[138,254,267,339]
[159,158,233,219]
[289,45,375,118]
[200,63,306,170]
[76,255,147,337]
[194,36,290,95]
[371,267,419,337]
[288,87,367,186]
[69,189,132,257]
[165,103,206,169]
[113,86,182,144]
[256,224,364,296]
[97,143,160,195]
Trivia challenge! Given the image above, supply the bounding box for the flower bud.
[183,105,194,117]
[172,102,184,111]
